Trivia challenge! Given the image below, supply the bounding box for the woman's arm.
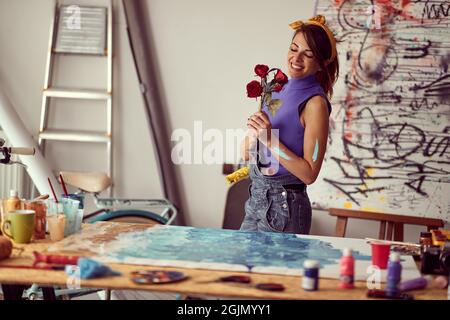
[273,96,329,184]
[249,96,329,184]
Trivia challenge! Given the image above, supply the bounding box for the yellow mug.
[1,210,35,244]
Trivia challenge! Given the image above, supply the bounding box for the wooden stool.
[329,208,444,242]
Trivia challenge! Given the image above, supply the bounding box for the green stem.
[259,94,264,111]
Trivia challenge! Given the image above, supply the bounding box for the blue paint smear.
[106,227,371,270]
[273,147,291,160]
[312,139,319,162]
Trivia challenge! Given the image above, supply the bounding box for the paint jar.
[62,194,84,233]
[339,248,355,289]
[61,193,85,209]
[302,260,319,291]
[419,232,432,254]
[46,199,65,241]
[61,198,80,236]
[47,214,65,242]
[24,200,47,240]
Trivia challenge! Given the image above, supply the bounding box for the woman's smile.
[290,62,304,70]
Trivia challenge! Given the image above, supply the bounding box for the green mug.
[1,210,35,244]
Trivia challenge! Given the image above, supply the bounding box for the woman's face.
[287,32,321,79]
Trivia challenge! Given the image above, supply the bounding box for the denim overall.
[240,164,312,234]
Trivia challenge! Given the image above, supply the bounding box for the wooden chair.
[329,208,444,242]
[222,178,251,230]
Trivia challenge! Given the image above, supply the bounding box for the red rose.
[254,64,269,78]
[272,83,283,92]
[274,70,288,85]
[246,80,263,98]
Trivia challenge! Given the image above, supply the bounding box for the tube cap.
[304,260,320,269]
[343,248,353,256]
[389,252,401,262]
[9,189,18,197]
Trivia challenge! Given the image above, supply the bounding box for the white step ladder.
[38,1,113,194]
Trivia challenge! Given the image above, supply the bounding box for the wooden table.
[0,223,447,300]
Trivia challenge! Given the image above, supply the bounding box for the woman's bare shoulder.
[304,95,329,116]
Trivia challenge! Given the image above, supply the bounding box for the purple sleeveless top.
[259,75,331,177]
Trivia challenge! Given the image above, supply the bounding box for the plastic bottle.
[386,252,402,296]
[419,232,432,254]
[302,260,319,291]
[339,248,355,289]
[1,190,20,234]
[5,190,20,214]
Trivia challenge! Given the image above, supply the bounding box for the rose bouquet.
[226,65,288,184]
[246,64,288,115]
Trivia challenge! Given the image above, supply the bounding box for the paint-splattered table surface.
[0,222,447,300]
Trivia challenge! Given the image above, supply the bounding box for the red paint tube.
[339,248,355,289]
[33,251,80,265]
[0,264,65,270]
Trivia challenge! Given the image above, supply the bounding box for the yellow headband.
[289,15,337,65]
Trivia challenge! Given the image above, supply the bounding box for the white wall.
[145,0,319,227]
[0,0,164,203]
[0,0,438,243]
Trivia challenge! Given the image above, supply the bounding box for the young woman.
[240,15,339,234]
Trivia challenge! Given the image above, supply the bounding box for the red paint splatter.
[344,132,353,140]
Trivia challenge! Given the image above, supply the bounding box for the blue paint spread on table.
[105,226,371,270]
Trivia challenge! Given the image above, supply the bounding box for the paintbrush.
[30,194,49,203]
[0,264,65,270]
[33,251,80,265]
[365,238,420,247]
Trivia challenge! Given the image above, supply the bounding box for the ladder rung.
[39,129,110,143]
[43,88,110,100]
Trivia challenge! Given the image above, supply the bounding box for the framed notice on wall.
[54,5,107,55]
